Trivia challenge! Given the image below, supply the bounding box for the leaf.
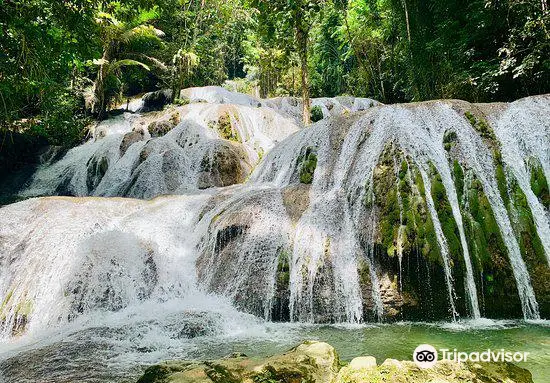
[108,59,150,73]
[92,58,109,66]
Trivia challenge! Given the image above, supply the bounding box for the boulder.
[136,341,339,383]
[335,358,534,383]
[136,342,534,383]
[349,356,377,370]
[120,130,146,156]
[148,111,180,138]
[139,90,173,112]
[196,142,252,189]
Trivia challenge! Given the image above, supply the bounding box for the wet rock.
[139,90,173,112]
[86,155,109,191]
[147,111,180,138]
[281,184,310,224]
[120,130,146,156]
[174,312,221,339]
[196,142,252,189]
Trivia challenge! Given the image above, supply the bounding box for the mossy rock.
[529,161,549,209]
[459,168,522,318]
[209,112,240,142]
[506,173,550,317]
[136,341,339,383]
[136,342,533,383]
[335,359,533,383]
[464,111,497,142]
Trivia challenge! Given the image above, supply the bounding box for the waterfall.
[1,89,549,343]
[492,96,550,266]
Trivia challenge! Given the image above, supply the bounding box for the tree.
[91,10,166,120]
[170,49,199,102]
[250,0,325,125]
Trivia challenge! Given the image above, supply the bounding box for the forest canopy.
[1,0,549,145]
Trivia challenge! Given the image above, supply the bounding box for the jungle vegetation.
[0,0,548,146]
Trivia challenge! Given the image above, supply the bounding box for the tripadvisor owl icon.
[413,344,438,368]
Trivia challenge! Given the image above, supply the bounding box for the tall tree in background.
[251,0,325,125]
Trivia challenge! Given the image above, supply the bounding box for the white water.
[1,90,548,352]
[491,95,550,266]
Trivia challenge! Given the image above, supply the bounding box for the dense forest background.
[0,0,549,148]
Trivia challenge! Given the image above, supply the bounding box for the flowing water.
[1,88,549,381]
[1,316,549,382]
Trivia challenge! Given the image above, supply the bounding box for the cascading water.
[491,96,550,266]
[1,88,549,360]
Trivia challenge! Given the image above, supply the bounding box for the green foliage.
[2,0,548,152]
[297,146,318,184]
[310,105,324,122]
[32,89,90,147]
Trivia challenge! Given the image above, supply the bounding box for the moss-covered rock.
[148,111,180,138]
[371,148,455,320]
[209,112,240,142]
[196,142,252,189]
[464,111,497,142]
[136,342,533,383]
[529,161,549,209]
[136,341,339,383]
[336,358,533,383]
[120,130,146,156]
[506,172,550,317]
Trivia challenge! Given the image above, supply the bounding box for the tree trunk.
[93,46,112,121]
[171,65,180,103]
[295,15,310,125]
[402,0,412,43]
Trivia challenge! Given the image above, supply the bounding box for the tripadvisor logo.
[413,344,529,369]
[413,344,438,368]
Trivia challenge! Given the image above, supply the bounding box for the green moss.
[430,169,462,261]
[205,363,241,383]
[443,131,458,152]
[529,162,549,209]
[452,160,464,203]
[0,289,14,321]
[508,176,548,265]
[357,257,371,288]
[464,174,507,267]
[398,160,408,180]
[506,174,550,315]
[297,147,317,184]
[494,151,510,207]
[372,151,441,265]
[209,112,240,142]
[277,250,290,286]
[464,111,497,141]
[172,97,190,106]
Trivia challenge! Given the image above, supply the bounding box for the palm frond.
[108,59,150,74]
